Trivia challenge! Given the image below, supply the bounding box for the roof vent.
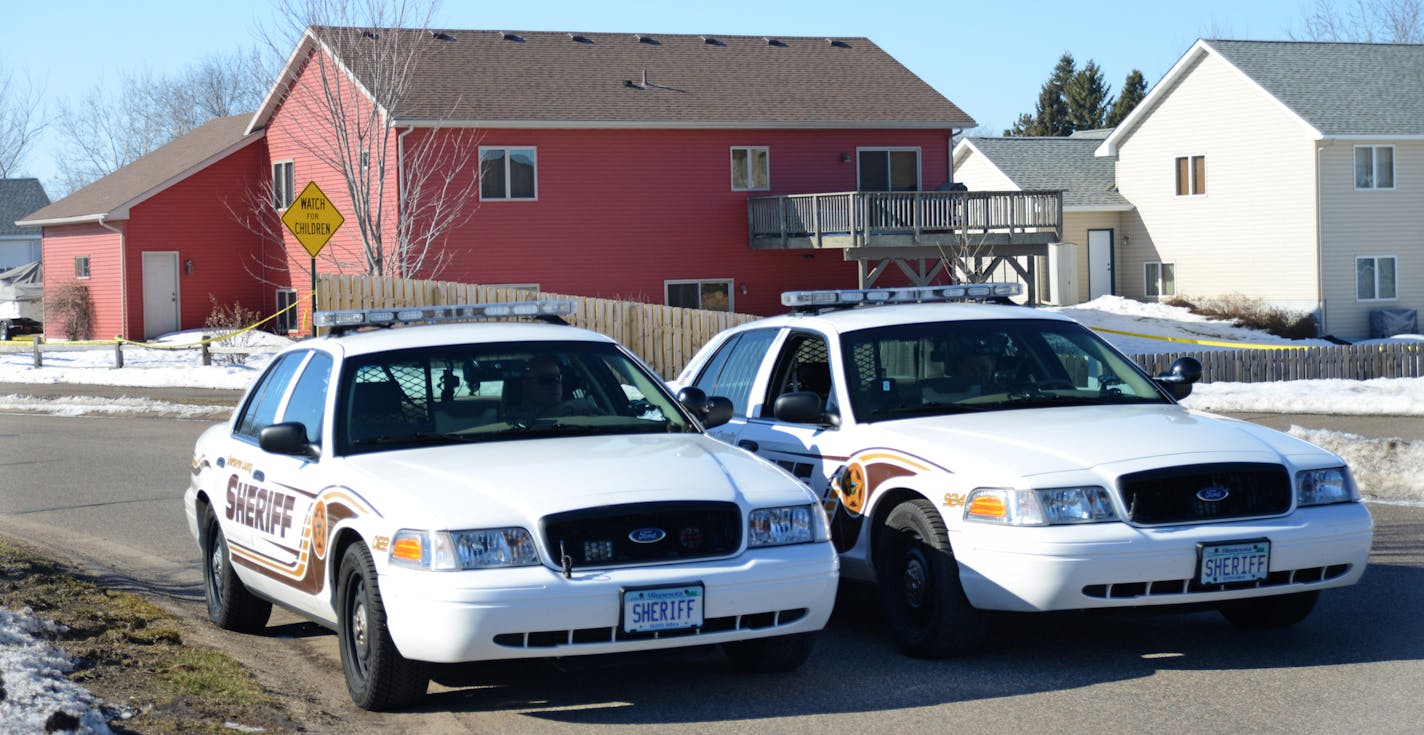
[500,31,525,42]
[362,30,381,40]
[828,39,851,48]
[765,37,787,47]
[701,36,725,46]
[568,33,593,44]
[430,31,455,41]
[637,34,661,45]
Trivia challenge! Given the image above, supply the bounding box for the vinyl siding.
[1062,210,1124,304]
[1113,52,1319,308]
[1318,139,1424,338]
[40,224,125,340]
[952,150,1017,191]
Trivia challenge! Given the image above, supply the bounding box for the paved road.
[1,408,1422,734]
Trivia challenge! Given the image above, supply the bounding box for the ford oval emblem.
[629,528,667,544]
[1196,485,1231,502]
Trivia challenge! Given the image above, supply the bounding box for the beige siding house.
[1095,39,1424,340]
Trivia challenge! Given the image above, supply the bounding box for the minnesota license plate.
[622,584,704,633]
[1198,539,1271,585]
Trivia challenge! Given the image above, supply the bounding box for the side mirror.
[259,422,319,459]
[677,387,735,429]
[773,390,839,427]
[1154,357,1203,400]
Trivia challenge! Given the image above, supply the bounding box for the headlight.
[389,528,541,570]
[1297,467,1358,506]
[965,486,1119,526]
[748,505,819,547]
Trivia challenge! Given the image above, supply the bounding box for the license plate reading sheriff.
[1199,540,1270,585]
[623,584,704,633]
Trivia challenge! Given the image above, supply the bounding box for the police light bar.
[314,300,576,329]
[781,283,1023,309]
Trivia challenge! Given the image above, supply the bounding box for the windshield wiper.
[868,403,990,419]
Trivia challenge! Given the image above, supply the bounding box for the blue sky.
[3,0,1315,193]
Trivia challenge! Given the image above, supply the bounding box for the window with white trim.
[858,148,920,191]
[1175,156,1205,196]
[275,288,298,334]
[74,256,90,279]
[272,161,295,209]
[480,147,537,200]
[1354,146,1394,189]
[666,280,732,312]
[1356,255,1397,301]
[1144,262,1175,298]
[731,147,769,190]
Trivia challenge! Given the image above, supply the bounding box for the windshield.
[337,340,695,454]
[840,318,1169,423]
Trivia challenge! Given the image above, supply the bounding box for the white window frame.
[665,279,734,312]
[1356,255,1398,302]
[74,255,91,280]
[730,146,770,191]
[272,160,295,210]
[1144,262,1175,298]
[274,288,298,334]
[1174,155,1205,197]
[856,147,922,192]
[486,283,540,293]
[1354,145,1395,190]
[479,146,538,201]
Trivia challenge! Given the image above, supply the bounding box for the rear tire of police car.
[202,506,272,633]
[722,632,816,673]
[1218,590,1319,629]
[337,543,429,711]
[877,499,988,659]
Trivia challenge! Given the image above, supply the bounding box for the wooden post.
[202,338,212,367]
[113,341,124,369]
[32,335,42,368]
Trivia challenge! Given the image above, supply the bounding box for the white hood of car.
[866,404,1338,481]
[340,433,810,529]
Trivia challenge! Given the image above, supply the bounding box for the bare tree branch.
[1297,0,1424,42]
[0,68,47,178]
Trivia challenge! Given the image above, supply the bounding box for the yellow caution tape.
[1091,326,1314,351]
[39,292,311,350]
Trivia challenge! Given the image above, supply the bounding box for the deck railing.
[748,190,1063,247]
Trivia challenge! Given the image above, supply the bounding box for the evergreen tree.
[1065,60,1110,131]
[1106,69,1148,127]
[1007,52,1075,136]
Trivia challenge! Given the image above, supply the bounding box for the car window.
[282,351,332,444]
[841,319,1167,422]
[234,351,307,441]
[690,328,777,416]
[337,340,696,454]
[761,332,836,418]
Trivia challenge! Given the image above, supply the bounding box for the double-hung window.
[1175,156,1205,196]
[1354,146,1394,189]
[1145,262,1175,298]
[74,256,91,279]
[272,161,295,209]
[731,147,769,190]
[1356,256,1397,301]
[480,147,537,200]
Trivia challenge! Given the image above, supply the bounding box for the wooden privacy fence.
[1132,343,1424,383]
[317,274,759,379]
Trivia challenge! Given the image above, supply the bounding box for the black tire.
[877,498,988,659]
[1219,591,1320,629]
[202,506,272,633]
[723,632,816,673]
[337,543,428,711]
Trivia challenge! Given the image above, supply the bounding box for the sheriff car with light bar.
[672,285,1373,659]
[182,301,838,710]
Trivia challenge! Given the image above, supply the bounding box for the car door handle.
[737,440,759,452]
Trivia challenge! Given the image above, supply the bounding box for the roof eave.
[391,118,973,130]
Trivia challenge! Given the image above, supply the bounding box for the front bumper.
[954,502,1373,612]
[379,541,838,663]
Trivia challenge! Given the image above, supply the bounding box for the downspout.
[1314,143,1326,336]
[947,129,957,184]
[396,126,416,279]
[98,214,125,340]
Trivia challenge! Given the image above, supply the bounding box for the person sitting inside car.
[503,354,599,423]
[922,350,1001,403]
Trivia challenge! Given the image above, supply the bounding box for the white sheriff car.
[183,302,837,710]
[672,285,1373,659]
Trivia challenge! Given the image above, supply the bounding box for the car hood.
[340,433,811,529]
[868,404,1341,481]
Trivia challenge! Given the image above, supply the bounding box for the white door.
[1087,229,1114,300]
[142,252,180,338]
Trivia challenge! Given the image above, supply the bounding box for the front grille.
[1119,462,1292,525]
[541,501,742,570]
[492,608,809,649]
[1082,563,1353,599]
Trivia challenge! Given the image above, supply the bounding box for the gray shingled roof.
[963,136,1128,210]
[1207,39,1424,135]
[19,114,257,225]
[290,27,972,128]
[0,179,51,235]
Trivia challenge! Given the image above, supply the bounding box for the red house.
[23,27,1000,340]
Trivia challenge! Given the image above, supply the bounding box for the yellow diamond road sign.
[282,181,345,258]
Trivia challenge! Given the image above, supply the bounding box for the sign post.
[281,181,345,335]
